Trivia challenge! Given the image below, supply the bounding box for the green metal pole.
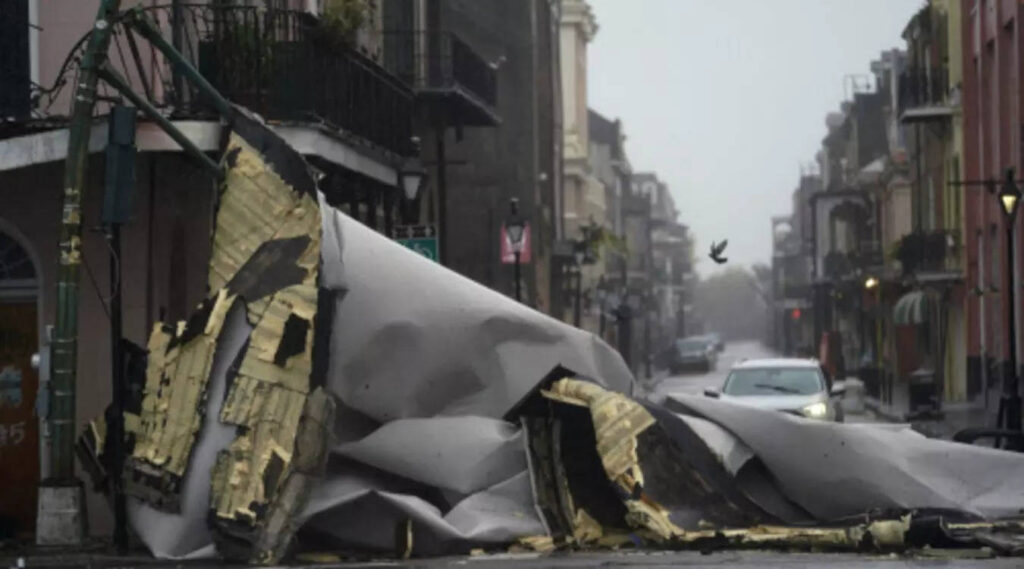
[50,0,122,483]
[125,8,234,120]
[98,63,221,176]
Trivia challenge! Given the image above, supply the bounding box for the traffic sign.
[393,225,439,262]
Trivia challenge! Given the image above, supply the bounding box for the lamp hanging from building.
[399,158,427,201]
[999,168,1022,221]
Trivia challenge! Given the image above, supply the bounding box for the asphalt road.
[643,339,877,423]
[269,550,1018,568]
[645,339,776,402]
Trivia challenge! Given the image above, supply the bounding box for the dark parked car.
[666,337,718,373]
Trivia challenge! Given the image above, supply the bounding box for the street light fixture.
[864,276,879,290]
[998,167,1023,442]
[506,198,526,302]
[571,241,587,327]
[399,158,427,202]
[397,158,427,226]
[1000,168,1022,221]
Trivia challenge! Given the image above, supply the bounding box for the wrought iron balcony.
[190,5,416,156]
[37,4,418,157]
[823,243,883,281]
[898,67,953,122]
[895,230,961,275]
[781,282,813,300]
[382,31,500,127]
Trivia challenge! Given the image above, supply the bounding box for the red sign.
[500,222,531,264]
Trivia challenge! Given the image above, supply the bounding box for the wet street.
[646,339,778,402]
[644,339,877,423]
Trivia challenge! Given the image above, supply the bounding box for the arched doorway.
[0,229,40,539]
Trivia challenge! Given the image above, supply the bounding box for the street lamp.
[398,158,427,225]
[1000,168,1021,219]
[595,278,606,336]
[399,158,427,201]
[572,240,587,327]
[506,198,526,302]
[863,275,882,398]
[998,167,1022,439]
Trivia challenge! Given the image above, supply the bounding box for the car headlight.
[802,402,828,418]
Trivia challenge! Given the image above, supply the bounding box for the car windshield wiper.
[753,383,801,394]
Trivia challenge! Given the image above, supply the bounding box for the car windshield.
[723,368,824,396]
[676,339,706,352]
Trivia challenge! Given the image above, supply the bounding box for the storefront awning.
[893,290,934,325]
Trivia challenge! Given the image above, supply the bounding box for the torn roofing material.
[81,107,336,563]
[76,104,1024,563]
[80,104,635,562]
[665,393,1024,522]
[316,200,635,422]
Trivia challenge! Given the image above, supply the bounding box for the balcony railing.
[780,282,812,300]
[823,243,883,280]
[898,67,951,120]
[382,30,499,126]
[42,5,419,157]
[895,230,961,274]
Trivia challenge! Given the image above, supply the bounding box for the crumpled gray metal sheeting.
[669,394,1024,521]
[300,466,543,554]
[330,416,527,495]
[127,175,1024,560]
[316,195,635,421]
[296,415,545,554]
[295,196,631,554]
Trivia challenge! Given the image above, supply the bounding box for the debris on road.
[75,106,1024,565]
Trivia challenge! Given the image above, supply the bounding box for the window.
[0,232,35,282]
[675,339,708,352]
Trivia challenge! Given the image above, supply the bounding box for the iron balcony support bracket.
[97,63,221,177]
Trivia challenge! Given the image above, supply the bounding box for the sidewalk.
[910,400,995,440]
[863,385,997,440]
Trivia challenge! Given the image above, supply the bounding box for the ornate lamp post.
[998,168,1022,436]
[398,157,427,224]
[506,198,526,302]
[572,241,586,327]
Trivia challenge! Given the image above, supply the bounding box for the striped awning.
[893,290,934,325]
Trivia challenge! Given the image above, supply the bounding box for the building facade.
[0,0,515,540]
[962,0,1024,409]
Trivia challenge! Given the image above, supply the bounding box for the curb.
[864,397,905,423]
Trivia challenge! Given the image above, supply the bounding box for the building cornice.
[561,0,598,42]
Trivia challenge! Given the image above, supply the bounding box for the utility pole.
[38,0,122,546]
[102,105,137,552]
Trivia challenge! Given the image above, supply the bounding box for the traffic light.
[791,308,801,320]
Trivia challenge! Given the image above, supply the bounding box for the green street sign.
[393,225,439,262]
[396,236,438,262]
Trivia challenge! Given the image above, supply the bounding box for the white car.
[704,358,845,422]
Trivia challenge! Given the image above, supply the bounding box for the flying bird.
[709,239,728,264]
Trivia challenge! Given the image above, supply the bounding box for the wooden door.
[0,301,39,539]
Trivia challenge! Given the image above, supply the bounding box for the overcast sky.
[587,0,923,276]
